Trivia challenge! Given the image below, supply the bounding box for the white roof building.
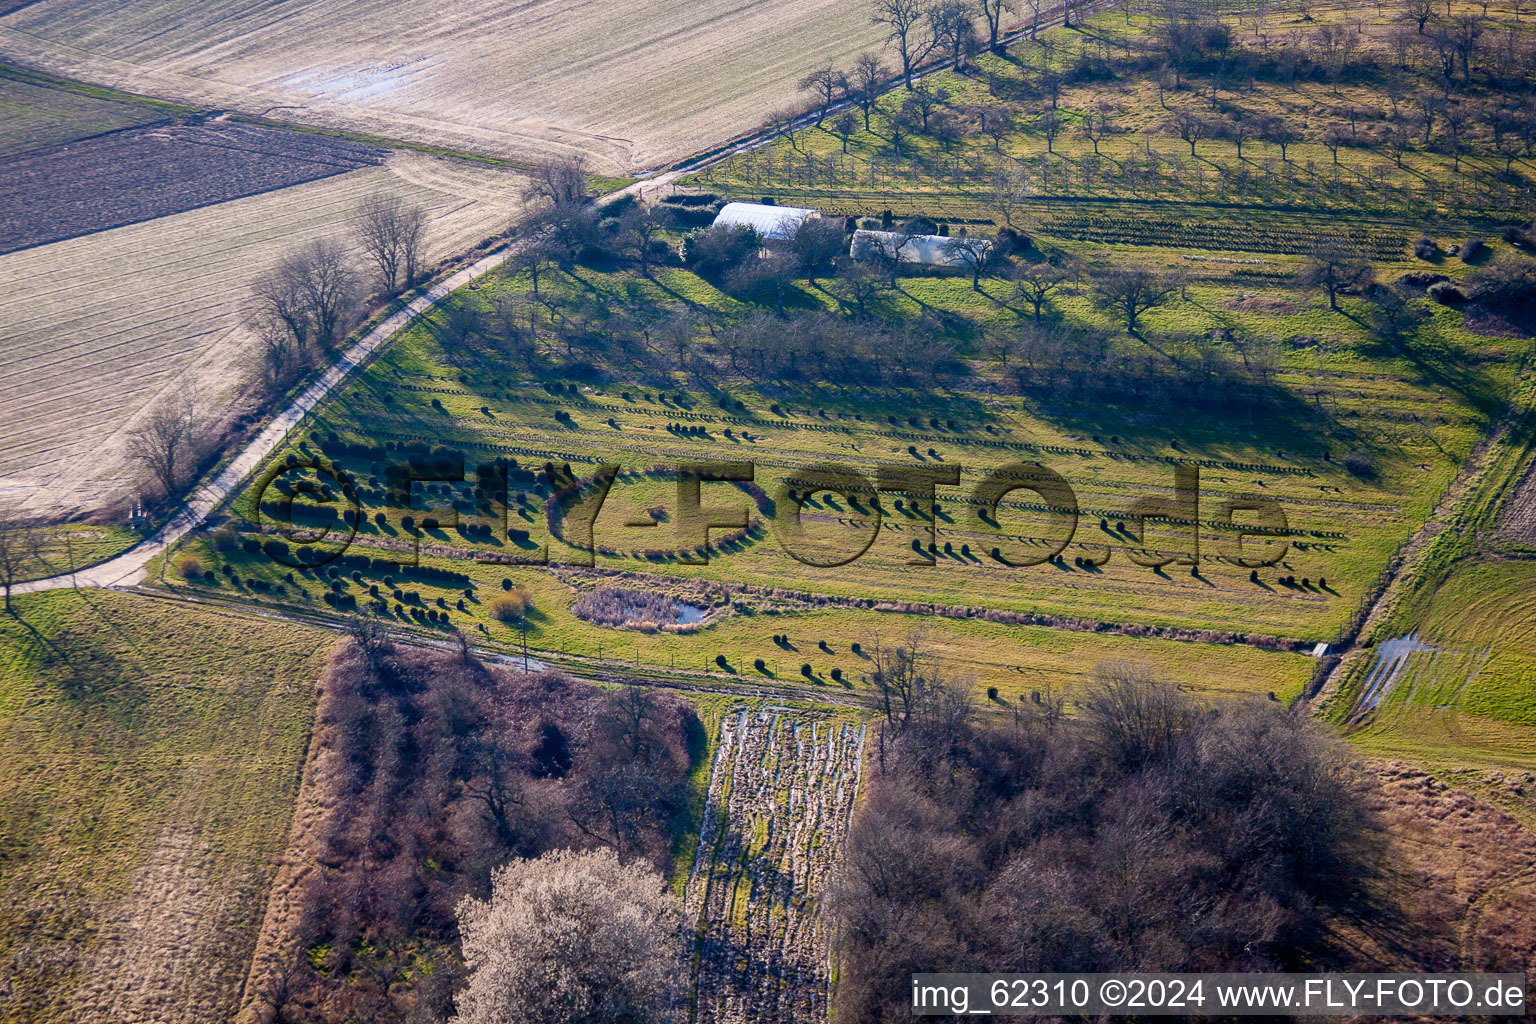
[711,202,820,240]
[850,229,991,268]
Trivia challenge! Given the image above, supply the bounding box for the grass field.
[0,589,332,1023]
[204,253,1519,640]
[132,0,1536,728]
[0,0,892,174]
[699,3,1533,226]
[0,75,164,156]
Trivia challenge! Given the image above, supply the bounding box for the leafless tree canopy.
[1090,267,1179,331]
[871,0,943,88]
[451,847,682,1024]
[524,154,590,210]
[250,641,698,1024]
[1298,242,1377,310]
[831,660,1376,1024]
[355,193,427,294]
[250,237,364,379]
[124,390,202,502]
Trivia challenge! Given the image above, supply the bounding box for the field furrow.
[685,710,865,1024]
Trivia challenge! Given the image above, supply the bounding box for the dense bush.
[489,585,535,623]
[251,640,698,1024]
[571,587,693,630]
[830,665,1374,1024]
[1413,236,1439,260]
[1467,255,1536,327]
[1428,281,1466,304]
[1342,451,1376,478]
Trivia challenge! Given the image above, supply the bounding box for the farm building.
[712,201,820,240]
[850,229,991,268]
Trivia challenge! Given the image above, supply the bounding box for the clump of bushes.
[1427,280,1465,304]
[1461,238,1489,263]
[489,585,535,623]
[1467,254,1536,326]
[831,662,1374,1023]
[1397,270,1449,290]
[571,587,696,631]
[177,555,203,580]
[1413,236,1439,260]
[1342,451,1376,479]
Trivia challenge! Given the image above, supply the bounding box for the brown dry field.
[0,153,525,520]
[0,0,891,174]
[1340,764,1536,976]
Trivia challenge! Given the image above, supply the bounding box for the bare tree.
[872,0,942,89]
[1172,108,1210,157]
[523,154,590,209]
[1402,0,1435,32]
[0,508,40,614]
[620,204,667,277]
[887,102,920,157]
[512,237,555,300]
[1385,123,1413,167]
[949,234,995,290]
[252,313,306,396]
[974,102,1017,151]
[291,239,362,351]
[251,262,312,354]
[932,0,979,68]
[990,162,1030,226]
[1081,101,1119,155]
[792,216,849,286]
[850,52,887,129]
[452,847,681,1024]
[862,628,973,751]
[1023,0,1044,38]
[1298,242,1375,311]
[832,108,860,153]
[1090,267,1177,331]
[838,258,886,315]
[1012,260,1069,319]
[976,0,1014,51]
[1323,122,1351,164]
[1260,115,1300,160]
[799,67,845,125]
[1226,115,1260,158]
[1038,109,1063,153]
[354,193,427,294]
[125,391,202,502]
[1081,662,1199,772]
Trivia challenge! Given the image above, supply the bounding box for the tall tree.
[932,0,979,68]
[990,162,1030,226]
[125,391,202,502]
[871,0,942,89]
[1090,268,1177,331]
[354,193,427,294]
[524,155,590,209]
[1012,260,1069,320]
[0,509,40,614]
[976,0,1013,51]
[1298,243,1375,311]
[798,67,845,125]
[850,52,887,129]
